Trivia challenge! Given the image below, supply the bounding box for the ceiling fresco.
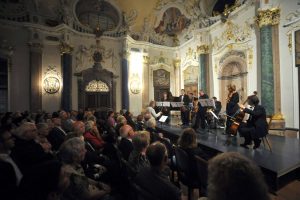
[0,0,244,46]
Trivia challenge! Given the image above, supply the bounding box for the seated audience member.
[135,142,181,200]
[136,114,145,131]
[60,110,73,133]
[0,126,22,199]
[145,117,163,143]
[47,112,67,151]
[84,120,105,150]
[118,124,135,160]
[146,100,162,119]
[18,160,70,200]
[178,128,208,184]
[124,111,137,130]
[11,122,53,174]
[207,152,270,200]
[59,138,111,200]
[107,111,116,128]
[115,115,127,135]
[36,123,52,153]
[128,131,150,177]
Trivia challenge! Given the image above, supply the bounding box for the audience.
[11,122,53,174]
[0,109,274,200]
[84,120,105,150]
[135,142,181,200]
[36,123,52,153]
[107,111,116,128]
[0,126,22,199]
[128,131,150,177]
[207,152,270,200]
[18,160,70,200]
[59,137,111,200]
[118,124,135,160]
[47,113,67,151]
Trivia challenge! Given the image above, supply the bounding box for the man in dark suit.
[135,142,181,200]
[118,125,134,160]
[238,95,268,149]
[179,89,191,126]
[11,122,53,174]
[47,112,67,151]
[193,90,209,130]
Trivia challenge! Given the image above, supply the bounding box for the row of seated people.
[0,110,271,200]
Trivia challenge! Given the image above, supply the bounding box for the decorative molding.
[173,58,181,69]
[85,80,110,92]
[256,7,280,28]
[0,40,14,56]
[143,56,150,64]
[60,41,73,55]
[28,42,43,52]
[212,20,252,51]
[197,45,209,54]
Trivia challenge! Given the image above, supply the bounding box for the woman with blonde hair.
[225,84,239,134]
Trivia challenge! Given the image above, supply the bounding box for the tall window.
[0,57,8,113]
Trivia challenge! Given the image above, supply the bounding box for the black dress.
[225,92,239,133]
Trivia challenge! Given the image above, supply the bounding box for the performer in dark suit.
[225,84,239,134]
[238,95,268,149]
[212,97,222,116]
[179,89,191,126]
[193,90,209,130]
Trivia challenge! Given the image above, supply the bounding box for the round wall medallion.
[43,76,60,94]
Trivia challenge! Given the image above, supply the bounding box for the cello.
[227,108,245,136]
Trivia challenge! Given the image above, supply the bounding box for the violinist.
[161,91,172,123]
[238,95,268,149]
[192,90,209,130]
[225,84,239,134]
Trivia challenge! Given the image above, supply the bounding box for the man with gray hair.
[59,138,111,200]
[11,122,53,174]
[118,124,135,160]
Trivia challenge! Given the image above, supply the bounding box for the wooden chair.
[174,147,200,200]
[194,155,208,197]
[264,115,274,152]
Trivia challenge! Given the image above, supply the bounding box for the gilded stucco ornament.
[60,41,73,55]
[256,8,280,28]
[197,45,209,54]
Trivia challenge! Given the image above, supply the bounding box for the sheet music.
[159,115,168,122]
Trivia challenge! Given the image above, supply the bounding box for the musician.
[238,95,268,149]
[179,89,191,126]
[161,91,172,123]
[225,84,239,134]
[146,101,162,120]
[212,97,222,116]
[193,90,209,130]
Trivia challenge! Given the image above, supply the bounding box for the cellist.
[238,95,268,149]
[225,84,239,134]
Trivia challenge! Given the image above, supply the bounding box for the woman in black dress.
[225,84,239,134]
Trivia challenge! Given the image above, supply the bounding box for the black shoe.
[240,144,249,149]
[253,139,261,149]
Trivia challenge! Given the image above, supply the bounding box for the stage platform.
[157,124,300,191]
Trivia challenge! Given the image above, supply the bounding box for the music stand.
[159,115,168,128]
[199,99,216,134]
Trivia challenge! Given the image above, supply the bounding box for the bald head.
[119,124,135,139]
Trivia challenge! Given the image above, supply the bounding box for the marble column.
[197,45,209,93]
[257,8,280,115]
[142,56,150,108]
[173,58,181,95]
[60,42,73,111]
[28,42,43,112]
[122,57,129,110]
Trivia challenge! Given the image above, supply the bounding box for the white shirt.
[0,153,23,186]
[146,106,161,118]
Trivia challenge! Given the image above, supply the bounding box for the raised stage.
[157,124,300,191]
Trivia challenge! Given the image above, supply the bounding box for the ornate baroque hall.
[0,0,300,200]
